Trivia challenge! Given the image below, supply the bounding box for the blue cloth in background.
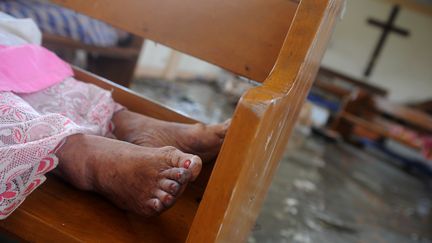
[0,0,126,47]
[307,92,341,113]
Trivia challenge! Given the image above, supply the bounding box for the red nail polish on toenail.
[165,195,173,202]
[183,160,191,169]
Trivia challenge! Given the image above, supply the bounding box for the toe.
[154,189,176,208]
[179,155,202,181]
[159,178,180,195]
[160,146,202,181]
[160,167,192,184]
[146,198,164,214]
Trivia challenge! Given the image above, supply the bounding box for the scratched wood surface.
[0,0,343,242]
[188,1,344,241]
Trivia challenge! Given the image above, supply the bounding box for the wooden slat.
[0,175,205,242]
[374,97,432,133]
[341,112,422,150]
[73,67,197,123]
[50,0,298,82]
[188,0,344,242]
[43,33,140,59]
[319,67,388,96]
[314,79,352,98]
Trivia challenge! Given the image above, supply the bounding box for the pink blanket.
[0,44,72,93]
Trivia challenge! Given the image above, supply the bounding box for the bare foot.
[112,110,230,162]
[55,134,202,217]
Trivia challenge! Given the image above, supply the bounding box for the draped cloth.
[0,12,121,218]
[0,79,120,219]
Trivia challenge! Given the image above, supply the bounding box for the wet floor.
[251,134,432,243]
[131,78,432,243]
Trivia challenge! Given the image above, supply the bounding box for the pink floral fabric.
[0,78,121,219]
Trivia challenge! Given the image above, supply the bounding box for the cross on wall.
[364,5,410,77]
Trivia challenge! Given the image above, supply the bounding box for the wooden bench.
[309,68,388,125]
[0,0,343,242]
[318,67,388,97]
[332,90,432,151]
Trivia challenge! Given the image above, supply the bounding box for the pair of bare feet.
[55,110,229,217]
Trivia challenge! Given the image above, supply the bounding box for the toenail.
[170,183,178,192]
[164,195,173,203]
[183,160,191,169]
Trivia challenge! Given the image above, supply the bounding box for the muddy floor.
[131,78,432,243]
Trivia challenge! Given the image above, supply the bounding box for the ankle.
[55,134,97,190]
[112,110,146,141]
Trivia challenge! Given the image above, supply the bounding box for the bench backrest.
[51,0,299,82]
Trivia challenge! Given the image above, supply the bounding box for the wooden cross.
[364,5,410,77]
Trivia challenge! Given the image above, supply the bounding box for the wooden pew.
[309,69,391,138]
[332,90,432,151]
[0,0,344,242]
[318,67,388,97]
[314,78,353,99]
[309,68,388,124]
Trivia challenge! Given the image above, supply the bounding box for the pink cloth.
[0,78,121,219]
[0,44,73,93]
[0,22,122,219]
[0,43,122,218]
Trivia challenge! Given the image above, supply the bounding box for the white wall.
[322,0,432,102]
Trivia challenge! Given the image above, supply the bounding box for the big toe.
[160,146,202,181]
[181,155,202,180]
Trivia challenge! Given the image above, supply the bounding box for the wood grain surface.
[51,0,298,82]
